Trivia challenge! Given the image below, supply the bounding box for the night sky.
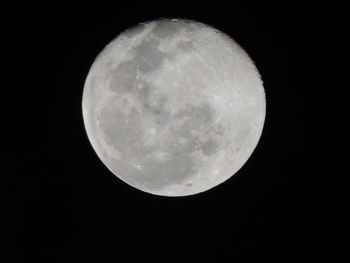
[7,3,305,262]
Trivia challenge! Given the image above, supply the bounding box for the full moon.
[82,19,266,196]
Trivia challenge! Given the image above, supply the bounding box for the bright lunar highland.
[82,19,266,196]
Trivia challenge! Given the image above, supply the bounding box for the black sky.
[6,3,305,262]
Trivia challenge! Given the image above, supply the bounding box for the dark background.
[6,3,305,262]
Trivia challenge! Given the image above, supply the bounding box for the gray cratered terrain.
[82,19,266,196]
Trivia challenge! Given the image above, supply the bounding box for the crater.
[134,146,198,191]
[152,20,184,39]
[98,88,222,192]
[115,103,220,191]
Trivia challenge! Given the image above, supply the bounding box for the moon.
[82,19,266,196]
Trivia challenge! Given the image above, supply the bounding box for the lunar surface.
[82,19,265,196]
